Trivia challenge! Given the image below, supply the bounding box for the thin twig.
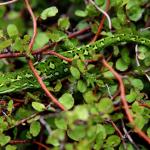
[109,120,127,150]
[24,0,66,110]
[89,0,112,30]
[40,117,52,135]
[0,0,18,6]
[135,44,140,66]
[121,120,140,150]
[10,140,50,150]
[24,0,37,51]
[101,58,133,122]
[101,57,150,144]
[91,0,110,42]
[105,84,113,99]
[28,59,66,110]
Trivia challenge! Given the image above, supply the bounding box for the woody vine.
[0,0,150,149]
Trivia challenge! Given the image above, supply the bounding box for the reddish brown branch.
[68,27,91,38]
[109,120,126,149]
[28,59,66,110]
[101,58,150,144]
[43,51,73,62]
[24,0,37,51]
[101,58,133,122]
[0,52,24,59]
[91,0,110,43]
[33,141,49,150]
[10,140,49,150]
[33,27,91,54]
[138,102,150,109]
[24,0,66,110]
[110,120,124,138]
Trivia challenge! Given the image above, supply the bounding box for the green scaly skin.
[0,33,150,94]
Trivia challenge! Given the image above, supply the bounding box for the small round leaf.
[59,93,74,110]
[116,58,128,71]
[30,121,41,137]
[106,135,121,147]
[32,102,46,112]
[77,80,87,93]
[7,24,19,37]
[70,66,80,79]
[97,98,114,113]
[41,6,58,20]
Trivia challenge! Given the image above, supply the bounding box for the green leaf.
[87,125,97,141]
[54,80,62,92]
[6,145,17,150]
[97,98,114,114]
[104,147,114,150]
[106,135,121,147]
[116,58,128,71]
[102,71,114,79]
[0,30,3,38]
[111,113,124,121]
[96,124,107,139]
[0,117,8,132]
[12,37,24,52]
[67,125,86,141]
[46,129,65,146]
[104,124,115,135]
[83,90,99,103]
[76,21,89,30]
[77,80,87,93]
[48,30,67,42]
[121,48,130,64]
[7,100,14,113]
[0,39,12,51]
[147,127,150,137]
[0,134,11,146]
[32,102,46,112]
[74,105,89,121]
[33,32,49,49]
[86,4,98,17]
[126,89,137,103]
[70,66,80,79]
[134,114,146,129]
[59,93,74,110]
[75,10,88,17]
[94,124,108,149]
[112,18,121,29]
[58,17,70,30]
[55,117,67,130]
[95,0,105,6]
[41,6,58,20]
[0,6,6,18]
[130,78,144,90]
[7,24,19,37]
[65,143,74,150]
[131,101,144,114]
[138,46,148,60]
[77,59,85,73]
[144,55,150,66]
[119,143,134,150]
[15,107,33,120]
[30,121,41,137]
[117,8,126,25]
[126,4,144,21]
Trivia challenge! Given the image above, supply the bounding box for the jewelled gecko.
[0,33,150,94]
